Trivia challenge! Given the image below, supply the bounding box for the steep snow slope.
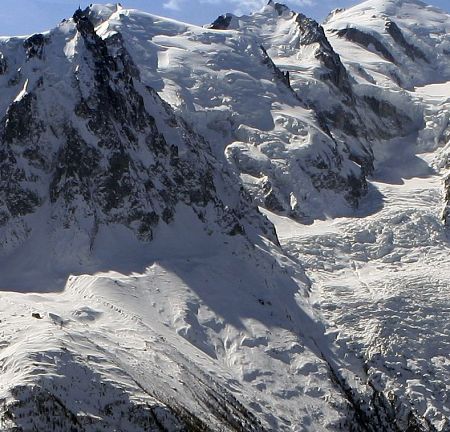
[0,7,276,290]
[208,1,425,193]
[0,222,370,431]
[263,69,450,432]
[266,173,450,431]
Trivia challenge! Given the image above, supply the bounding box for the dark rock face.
[260,45,291,88]
[23,33,49,60]
[363,95,420,135]
[3,93,41,144]
[269,0,290,16]
[385,19,428,62]
[336,27,396,63]
[442,173,450,226]
[209,13,233,30]
[0,92,43,226]
[305,144,368,208]
[0,53,7,74]
[294,13,353,94]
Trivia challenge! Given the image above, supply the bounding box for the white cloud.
[164,0,184,11]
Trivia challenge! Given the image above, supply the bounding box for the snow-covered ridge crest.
[98,0,374,222]
[206,0,428,219]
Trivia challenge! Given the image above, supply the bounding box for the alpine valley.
[0,0,449,430]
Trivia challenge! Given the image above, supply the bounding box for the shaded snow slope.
[0,207,378,431]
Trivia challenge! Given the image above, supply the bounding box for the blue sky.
[0,0,449,36]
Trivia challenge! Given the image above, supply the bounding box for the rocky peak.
[209,13,234,30]
[294,13,352,92]
[267,0,291,16]
[0,8,277,267]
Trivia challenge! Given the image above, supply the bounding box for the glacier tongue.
[268,159,450,430]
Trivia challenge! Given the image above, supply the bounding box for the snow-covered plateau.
[0,0,449,430]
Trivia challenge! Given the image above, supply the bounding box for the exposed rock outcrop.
[335,27,396,63]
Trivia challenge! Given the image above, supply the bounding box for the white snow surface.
[264,79,450,430]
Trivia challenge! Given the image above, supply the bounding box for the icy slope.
[264,81,450,431]
[208,1,424,184]
[268,167,450,431]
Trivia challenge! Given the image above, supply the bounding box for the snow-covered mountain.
[0,7,277,290]
[0,0,449,431]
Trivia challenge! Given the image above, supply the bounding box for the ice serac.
[324,0,450,235]
[93,2,375,222]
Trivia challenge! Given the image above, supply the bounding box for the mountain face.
[0,1,450,431]
[0,6,276,289]
[324,0,450,88]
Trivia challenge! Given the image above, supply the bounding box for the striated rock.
[335,27,396,63]
[363,95,418,134]
[385,19,428,62]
